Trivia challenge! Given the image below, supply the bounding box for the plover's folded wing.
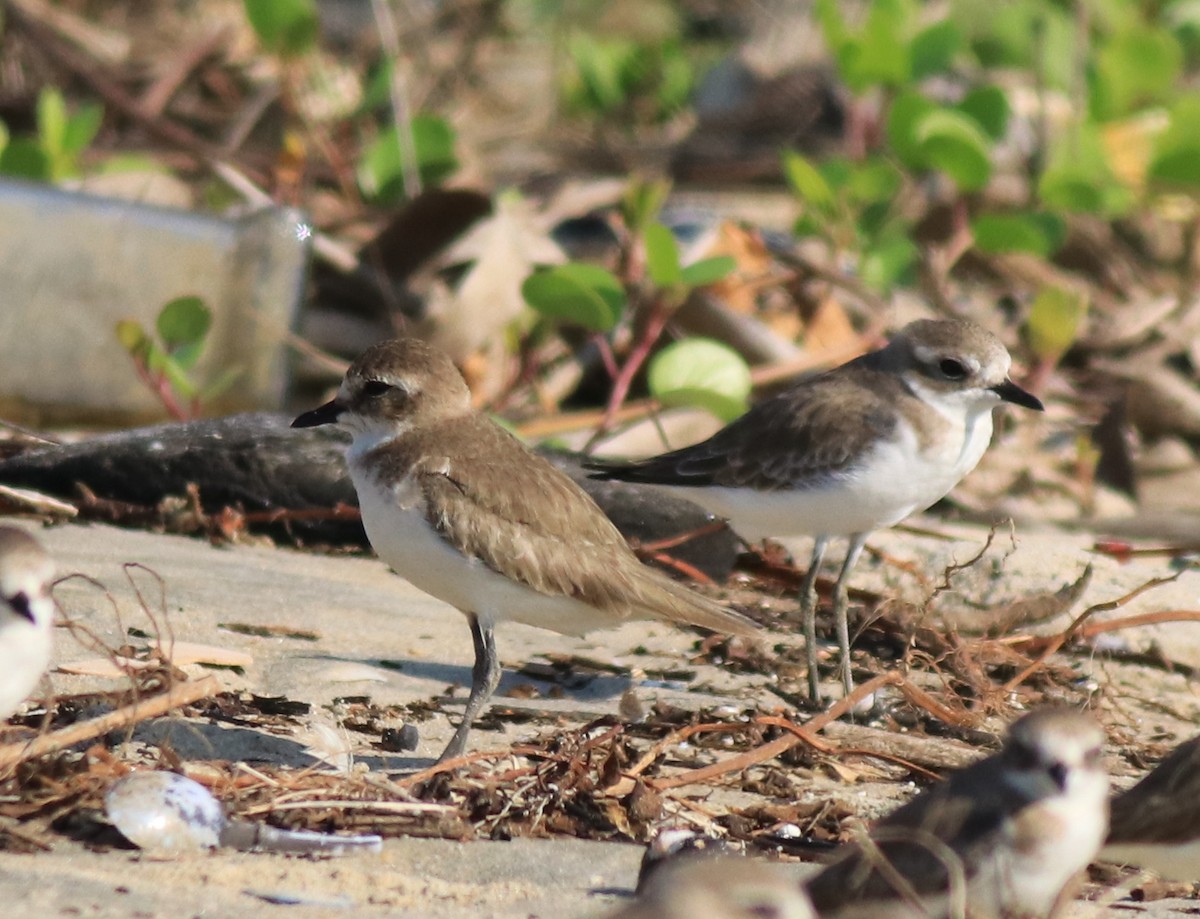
[413,419,759,637]
[588,371,902,491]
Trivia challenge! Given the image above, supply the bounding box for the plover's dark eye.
[939,358,967,380]
[361,380,392,398]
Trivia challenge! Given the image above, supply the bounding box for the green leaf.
[831,0,914,91]
[410,115,458,185]
[115,319,150,357]
[1038,123,1133,215]
[971,212,1066,256]
[860,235,919,292]
[1026,286,1088,363]
[62,103,103,157]
[782,150,836,212]
[643,222,682,288]
[680,256,736,288]
[156,296,211,366]
[566,33,634,114]
[648,338,751,422]
[844,156,903,205]
[886,91,938,169]
[0,118,8,155]
[1091,23,1183,120]
[36,88,67,158]
[243,0,318,56]
[622,176,671,234]
[1148,94,1200,190]
[910,20,961,79]
[914,108,993,190]
[0,138,50,180]
[957,86,1010,141]
[200,366,243,402]
[654,40,694,117]
[152,351,198,399]
[521,263,626,332]
[357,116,458,203]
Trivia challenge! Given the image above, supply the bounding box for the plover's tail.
[617,559,759,638]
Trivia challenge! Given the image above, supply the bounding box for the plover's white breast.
[666,408,995,541]
[0,609,52,719]
[350,463,613,637]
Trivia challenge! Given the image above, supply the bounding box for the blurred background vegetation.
[6,0,1200,523]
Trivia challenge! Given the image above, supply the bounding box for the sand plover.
[590,319,1043,699]
[0,527,54,722]
[804,708,1108,919]
[1102,734,1200,881]
[292,338,757,762]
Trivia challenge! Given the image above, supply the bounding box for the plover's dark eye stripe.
[362,380,392,397]
[6,591,33,621]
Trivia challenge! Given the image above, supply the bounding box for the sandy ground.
[1,518,1200,917]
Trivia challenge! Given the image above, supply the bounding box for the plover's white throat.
[292,338,757,763]
[804,708,1109,919]
[1102,734,1200,881]
[0,526,55,722]
[590,318,1043,699]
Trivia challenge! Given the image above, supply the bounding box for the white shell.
[105,771,225,853]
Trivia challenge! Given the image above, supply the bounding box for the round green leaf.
[886,91,937,169]
[157,296,211,355]
[358,117,458,203]
[914,109,993,190]
[1091,24,1182,120]
[971,212,1065,256]
[956,86,1010,141]
[521,264,626,333]
[911,20,961,79]
[1026,286,1088,363]
[648,338,751,422]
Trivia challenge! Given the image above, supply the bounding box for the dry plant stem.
[1001,572,1185,690]
[586,301,674,450]
[644,676,896,792]
[0,676,221,772]
[6,1,225,164]
[138,26,229,117]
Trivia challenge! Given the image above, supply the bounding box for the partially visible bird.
[1102,734,1200,881]
[804,708,1109,919]
[0,526,55,721]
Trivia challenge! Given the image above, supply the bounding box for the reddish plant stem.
[588,298,672,447]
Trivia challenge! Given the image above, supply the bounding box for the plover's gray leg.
[831,533,867,698]
[439,614,501,763]
[802,536,829,701]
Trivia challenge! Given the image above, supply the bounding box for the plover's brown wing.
[411,418,758,637]
[806,756,1041,910]
[587,367,904,491]
[1108,737,1200,844]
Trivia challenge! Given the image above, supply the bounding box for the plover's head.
[292,338,472,440]
[881,319,1044,415]
[0,527,54,629]
[1001,707,1108,803]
